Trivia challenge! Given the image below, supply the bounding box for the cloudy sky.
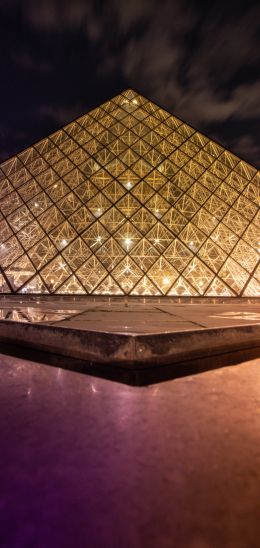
[0,0,259,167]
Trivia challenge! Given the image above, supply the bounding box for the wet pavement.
[1,353,260,548]
[0,296,259,333]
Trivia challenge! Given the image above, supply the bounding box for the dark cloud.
[227,135,260,161]
[13,50,52,73]
[39,103,84,126]
[0,0,259,167]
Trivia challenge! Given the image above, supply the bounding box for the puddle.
[210,312,260,321]
[0,308,75,323]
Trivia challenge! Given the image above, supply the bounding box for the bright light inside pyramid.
[163,277,170,285]
[125,181,132,190]
[95,208,102,217]
[61,239,67,247]
[124,238,132,250]
[34,202,39,207]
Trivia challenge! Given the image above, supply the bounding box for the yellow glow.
[0,88,258,297]
[163,277,170,285]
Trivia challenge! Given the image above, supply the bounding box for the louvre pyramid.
[0,89,259,296]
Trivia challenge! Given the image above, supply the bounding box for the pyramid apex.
[120,88,139,100]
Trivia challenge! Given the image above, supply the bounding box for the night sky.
[0,0,259,168]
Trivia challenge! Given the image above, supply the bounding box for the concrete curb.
[0,319,259,369]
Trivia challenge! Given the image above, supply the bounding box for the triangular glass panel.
[58,276,86,294]
[147,257,179,294]
[130,276,161,296]
[93,275,123,295]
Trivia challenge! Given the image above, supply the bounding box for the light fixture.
[61,239,67,246]
[163,277,170,285]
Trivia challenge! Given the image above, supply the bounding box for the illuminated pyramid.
[0,89,259,296]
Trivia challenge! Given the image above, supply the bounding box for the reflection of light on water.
[210,312,260,320]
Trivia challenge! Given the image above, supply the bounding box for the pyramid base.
[0,295,259,384]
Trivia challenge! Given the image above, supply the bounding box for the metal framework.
[0,89,259,296]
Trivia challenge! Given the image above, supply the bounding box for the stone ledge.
[0,319,259,384]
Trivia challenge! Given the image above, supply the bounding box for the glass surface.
[0,89,259,296]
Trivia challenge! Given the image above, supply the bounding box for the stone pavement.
[0,296,259,333]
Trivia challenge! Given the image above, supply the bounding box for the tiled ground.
[0,296,259,334]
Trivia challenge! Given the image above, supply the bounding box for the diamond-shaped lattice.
[0,89,259,296]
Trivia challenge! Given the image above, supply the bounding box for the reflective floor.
[1,353,260,547]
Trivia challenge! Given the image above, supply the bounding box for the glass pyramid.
[0,89,259,296]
